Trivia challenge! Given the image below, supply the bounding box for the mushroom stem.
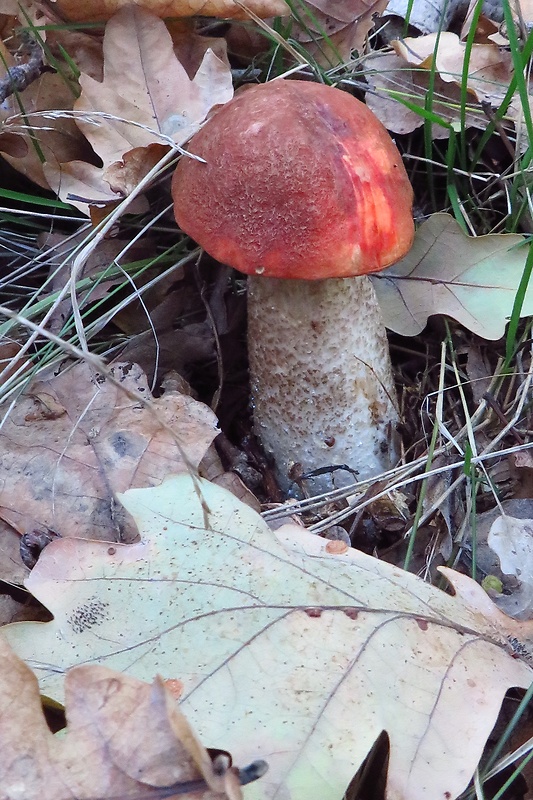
[248,275,399,494]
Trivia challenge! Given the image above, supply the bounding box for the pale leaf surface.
[0,361,218,545]
[365,52,487,135]
[0,636,241,800]
[43,159,126,212]
[372,213,531,338]
[366,34,514,135]
[4,475,533,800]
[394,33,511,104]
[488,514,533,619]
[74,6,233,169]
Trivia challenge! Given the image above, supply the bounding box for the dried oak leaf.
[0,71,95,190]
[366,31,516,137]
[394,32,512,105]
[0,635,243,800]
[0,360,219,545]
[365,28,516,137]
[52,0,287,21]
[365,52,487,136]
[46,6,233,213]
[290,0,388,66]
[74,7,233,167]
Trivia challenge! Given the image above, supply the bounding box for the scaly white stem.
[248,276,399,494]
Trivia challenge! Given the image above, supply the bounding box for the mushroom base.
[247,276,400,495]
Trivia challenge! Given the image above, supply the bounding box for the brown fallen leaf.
[0,9,101,193]
[0,634,252,800]
[37,231,155,336]
[53,0,288,21]
[0,518,27,584]
[169,22,231,79]
[507,0,533,26]
[46,24,105,82]
[42,159,150,215]
[74,7,234,168]
[290,0,388,66]
[365,51,489,136]
[0,360,219,547]
[0,71,96,190]
[461,340,494,406]
[0,593,29,626]
[0,0,45,22]
[48,6,233,214]
[460,0,502,41]
[365,25,521,139]
[0,338,30,384]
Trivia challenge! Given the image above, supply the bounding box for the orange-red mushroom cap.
[172,80,414,280]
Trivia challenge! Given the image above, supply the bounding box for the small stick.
[0,37,46,104]
[483,392,525,446]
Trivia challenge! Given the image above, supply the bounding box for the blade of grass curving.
[504,238,533,367]
[501,0,533,230]
[0,19,52,165]
[234,3,311,67]
[490,752,533,800]
[459,0,484,168]
[470,24,533,169]
[0,246,198,396]
[383,87,453,128]
[21,20,104,32]
[279,40,326,78]
[0,188,73,210]
[0,248,183,337]
[463,441,479,580]
[462,682,533,800]
[55,42,81,82]
[0,211,67,230]
[470,3,533,224]
[447,184,469,232]
[445,129,471,230]
[422,22,449,211]
[501,0,533,139]
[402,0,416,35]
[403,417,441,571]
[447,331,492,584]
[283,0,343,70]
[0,205,81,226]
[0,225,186,371]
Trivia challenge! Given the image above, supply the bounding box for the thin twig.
[0,37,46,104]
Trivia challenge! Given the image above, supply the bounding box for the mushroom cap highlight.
[172,80,414,280]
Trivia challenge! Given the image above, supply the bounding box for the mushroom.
[171,79,414,494]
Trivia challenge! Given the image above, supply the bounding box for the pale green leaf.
[371,213,531,339]
[4,475,533,800]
